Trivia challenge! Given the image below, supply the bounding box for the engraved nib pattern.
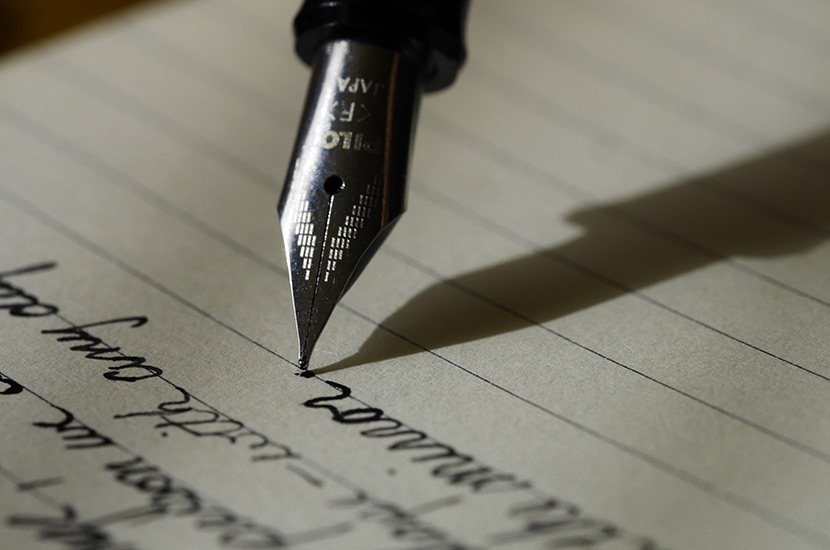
[278,39,421,368]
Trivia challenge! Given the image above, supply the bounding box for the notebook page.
[0,1,828,548]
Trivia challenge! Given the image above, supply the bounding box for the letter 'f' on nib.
[279,1,469,368]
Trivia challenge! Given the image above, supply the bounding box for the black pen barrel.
[293,0,469,92]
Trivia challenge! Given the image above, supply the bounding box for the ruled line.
[40,56,277,193]
[705,0,830,52]
[66,16,830,314]
[1,17,827,481]
[6,22,829,443]
[0,370,286,533]
[2,175,828,549]
[188,0,830,250]
[1,107,828,546]
[0,0,827,544]
[415,183,830,380]
[3,83,828,472]
[0,463,65,512]
[0,101,285,279]
[0,182,645,547]
[423,110,830,306]
[582,0,830,115]
[464,61,828,237]
[0,196,466,548]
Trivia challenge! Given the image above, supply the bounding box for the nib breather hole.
[323,175,345,195]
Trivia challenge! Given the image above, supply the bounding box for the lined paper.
[0,1,828,548]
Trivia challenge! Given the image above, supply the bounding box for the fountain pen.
[278,0,469,368]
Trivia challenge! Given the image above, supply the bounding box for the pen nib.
[278,39,421,368]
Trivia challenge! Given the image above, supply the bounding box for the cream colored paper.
[1,1,829,548]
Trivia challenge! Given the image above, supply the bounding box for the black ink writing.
[7,505,135,550]
[0,262,59,318]
[305,380,528,493]
[304,379,660,549]
[0,373,23,395]
[105,456,287,548]
[490,498,637,548]
[42,317,161,382]
[104,456,204,518]
[0,262,159,382]
[327,491,467,550]
[1,264,298,464]
[33,406,114,450]
[2,369,288,548]
[115,384,296,462]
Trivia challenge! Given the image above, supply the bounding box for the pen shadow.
[315,130,830,374]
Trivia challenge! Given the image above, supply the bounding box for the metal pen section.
[278,39,422,367]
